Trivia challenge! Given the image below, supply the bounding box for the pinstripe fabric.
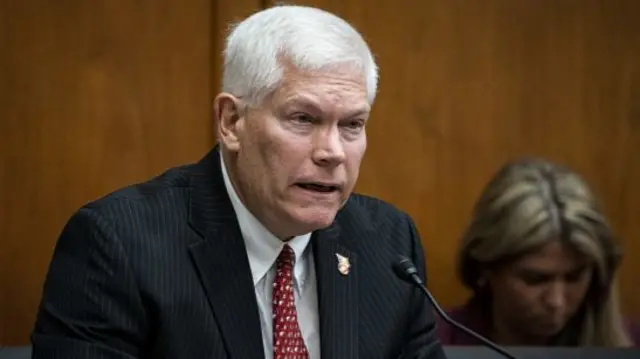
[31,146,447,359]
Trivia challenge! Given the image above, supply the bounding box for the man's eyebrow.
[337,112,369,124]
[342,107,370,119]
[283,97,371,118]
[282,97,322,111]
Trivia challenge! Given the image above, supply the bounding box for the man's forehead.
[281,62,366,87]
[276,74,368,109]
[280,93,370,113]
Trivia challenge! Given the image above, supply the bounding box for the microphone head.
[392,256,419,283]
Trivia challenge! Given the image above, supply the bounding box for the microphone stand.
[394,257,518,359]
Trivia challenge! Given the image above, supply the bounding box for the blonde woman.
[437,158,638,347]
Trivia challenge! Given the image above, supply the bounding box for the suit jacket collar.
[312,201,366,359]
[187,145,265,359]
[187,145,363,359]
[218,150,312,288]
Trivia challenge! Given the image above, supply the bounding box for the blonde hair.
[458,157,631,347]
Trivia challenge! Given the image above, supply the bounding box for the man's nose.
[312,128,346,166]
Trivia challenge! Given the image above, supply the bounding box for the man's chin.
[289,208,339,233]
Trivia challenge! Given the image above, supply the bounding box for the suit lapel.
[187,147,264,359]
[313,221,359,359]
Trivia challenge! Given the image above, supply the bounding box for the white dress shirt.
[220,153,320,359]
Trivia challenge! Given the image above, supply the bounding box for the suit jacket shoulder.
[335,193,425,269]
[32,155,243,358]
[82,162,194,221]
[342,193,411,226]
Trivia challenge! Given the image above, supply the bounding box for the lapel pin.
[335,253,350,275]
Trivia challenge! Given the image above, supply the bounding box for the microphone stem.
[413,275,517,359]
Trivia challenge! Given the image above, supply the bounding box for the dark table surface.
[1,345,639,358]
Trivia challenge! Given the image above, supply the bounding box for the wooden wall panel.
[0,0,253,345]
[211,0,264,98]
[270,0,640,318]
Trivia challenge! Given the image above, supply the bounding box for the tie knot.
[277,244,296,270]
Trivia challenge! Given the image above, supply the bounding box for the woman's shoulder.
[436,300,490,346]
[435,305,465,338]
[626,319,640,346]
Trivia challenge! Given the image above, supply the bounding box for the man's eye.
[342,119,365,130]
[291,114,315,124]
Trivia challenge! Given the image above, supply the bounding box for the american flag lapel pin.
[335,253,350,275]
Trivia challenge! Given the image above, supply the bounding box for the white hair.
[222,5,379,105]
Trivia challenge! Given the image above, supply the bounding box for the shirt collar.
[219,152,312,286]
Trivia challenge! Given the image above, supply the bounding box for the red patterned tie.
[272,244,309,359]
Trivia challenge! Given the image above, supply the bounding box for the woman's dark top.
[436,299,640,347]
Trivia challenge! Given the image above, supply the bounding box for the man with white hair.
[32,5,446,359]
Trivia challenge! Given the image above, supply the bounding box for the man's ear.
[214,93,244,151]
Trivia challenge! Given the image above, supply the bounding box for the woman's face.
[486,241,594,341]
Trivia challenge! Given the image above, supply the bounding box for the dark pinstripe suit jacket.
[31,147,446,359]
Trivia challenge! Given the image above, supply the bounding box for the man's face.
[216,64,370,239]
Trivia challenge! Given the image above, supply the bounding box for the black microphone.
[393,256,518,359]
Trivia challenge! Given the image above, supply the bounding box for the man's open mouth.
[296,183,339,193]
